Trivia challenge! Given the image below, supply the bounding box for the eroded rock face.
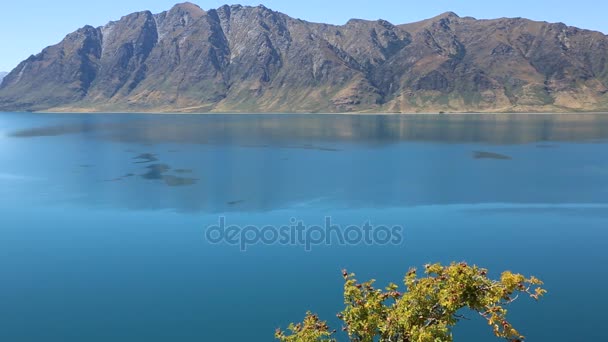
[2,3,608,113]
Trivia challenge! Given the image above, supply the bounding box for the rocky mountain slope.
[1,2,608,113]
[0,72,7,85]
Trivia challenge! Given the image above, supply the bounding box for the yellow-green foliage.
[275,312,336,342]
[276,262,546,342]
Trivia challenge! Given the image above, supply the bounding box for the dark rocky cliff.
[1,3,608,113]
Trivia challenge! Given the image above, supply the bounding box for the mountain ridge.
[1,2,608,113]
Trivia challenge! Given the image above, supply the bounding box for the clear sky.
[1,0,606,72]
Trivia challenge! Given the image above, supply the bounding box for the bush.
[276,262,546,342]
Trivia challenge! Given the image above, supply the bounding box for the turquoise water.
[1,113,608,341]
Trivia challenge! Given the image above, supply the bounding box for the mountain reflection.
[9,114,608,145]
[4,113,608,213]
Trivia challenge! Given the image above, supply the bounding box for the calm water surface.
[1,113,607,341]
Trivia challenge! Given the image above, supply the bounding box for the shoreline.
[4,111,608,116]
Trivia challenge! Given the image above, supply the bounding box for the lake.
[1,112,607,341]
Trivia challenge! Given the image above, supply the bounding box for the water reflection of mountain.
[5,113,608,213]
[10,114,608,145]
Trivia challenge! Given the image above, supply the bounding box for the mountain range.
[1,2,608,113]
[0,72,7,85]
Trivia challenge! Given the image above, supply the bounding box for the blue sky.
[1,0,607,72]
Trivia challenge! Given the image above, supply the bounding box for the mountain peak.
[399,11,461,31]
[430,11,460,20]
[170,2,205,15]
[435,11,460,19]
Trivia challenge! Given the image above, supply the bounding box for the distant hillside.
[1,2,608,113]
[0,72,7,85]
